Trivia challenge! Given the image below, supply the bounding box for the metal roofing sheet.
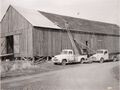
[12,6,60,29]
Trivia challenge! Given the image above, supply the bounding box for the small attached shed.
[0,5,120,60]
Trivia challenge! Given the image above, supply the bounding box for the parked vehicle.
[90,49,119,63]
[116,53,120,60]
[52,49,88,65]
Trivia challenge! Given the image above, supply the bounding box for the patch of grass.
[1,61,81,80]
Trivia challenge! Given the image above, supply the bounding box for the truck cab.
[90,49,109,63]
[52,49,87,65]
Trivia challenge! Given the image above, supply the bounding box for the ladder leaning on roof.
[64,22,83,55]
[54,20,95,55]
[64,21,96,55]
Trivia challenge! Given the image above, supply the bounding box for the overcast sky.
[0,0,119,25]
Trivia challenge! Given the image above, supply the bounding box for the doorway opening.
[6,35,14,54]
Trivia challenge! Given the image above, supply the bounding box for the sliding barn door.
[0,37,7,55]
[14,35,20,54]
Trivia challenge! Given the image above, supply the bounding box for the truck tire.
[80,58,84,64]
[89,59,93,64]
[100,58,104,63]
[54,63,58,65]
[61,59,67,65]
[113,56,117,62]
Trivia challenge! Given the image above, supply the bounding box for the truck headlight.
[52,57,58,61]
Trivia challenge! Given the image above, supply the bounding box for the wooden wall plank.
[47,30,52,56]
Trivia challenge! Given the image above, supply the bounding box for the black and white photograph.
[0,0,120,90]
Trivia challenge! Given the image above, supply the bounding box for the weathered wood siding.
[1,6,33,57]
[104,35,120,53]
[33,27,120,56]
[73,33,120,53]
[33,28,72,56]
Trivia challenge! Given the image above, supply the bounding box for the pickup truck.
[90,49,119,63]
[52,49,88,65]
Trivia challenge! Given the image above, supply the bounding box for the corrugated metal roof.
[39,11,119,35]
[12,6,60,29]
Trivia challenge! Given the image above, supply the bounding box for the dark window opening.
[6,36,14,54]
[69,51,73,54]
[86,41,88,46]
[85,41,89,56]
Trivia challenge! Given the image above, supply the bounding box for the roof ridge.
[39,10,118,26]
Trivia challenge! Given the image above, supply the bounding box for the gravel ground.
[112,64,120,80]
[1,61,119,90]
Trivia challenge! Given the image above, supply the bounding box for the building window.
[86,41,88,46]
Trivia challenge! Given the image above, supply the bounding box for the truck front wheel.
[100,58,104,63]
[113,56,117,62]
[61,59,67,65]
[80,58,84,64]
[54,63,58,65]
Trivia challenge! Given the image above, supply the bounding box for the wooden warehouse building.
[0,5,120,59]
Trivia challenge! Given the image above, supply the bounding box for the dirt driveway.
[1,61,119,90]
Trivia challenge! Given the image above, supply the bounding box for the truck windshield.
[61,51,68,54]
[97,51,103,53]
